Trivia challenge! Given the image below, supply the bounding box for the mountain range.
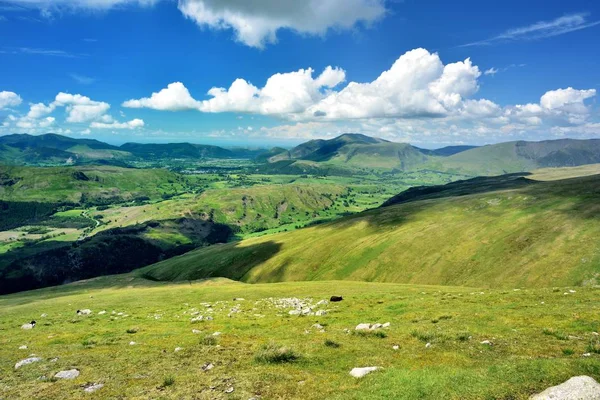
[2,133,600,176]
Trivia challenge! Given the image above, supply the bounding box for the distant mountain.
[427,139,600,175]
[120,142,235,159]
[416,145,478,157]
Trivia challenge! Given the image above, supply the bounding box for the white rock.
[315,310,327,316]
[98,310,106,315]
[202,363,214,371]
[530,376,600,400]
[225,387,234,393]
[312,324,324,330]
[212,332,221,336]
[174,347,183,352]
[54,369,80,380]
[425,343,432,348]
[355,323,371,331]
[15,357,41,369]
[129,341,136,346]
[192,329,201,334]
[84,383,104,393]
[393,345,399,350]
[382,322,391,328]
[350,367,379,378]
[288,310,301,316]
[371,323,383,330]
[582,353,591,357]
[480,340,493,345]
[569,290,577,293]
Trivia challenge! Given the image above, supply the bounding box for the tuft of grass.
[254,343,300,364]
[200,335,217,346]
[586,338,600,354]
[562,348,575,356]
[542,328,569,341]
[162,376,175,387]
[82,339,97,348]
[353,330,387,339]
[324,339,340,348]
[456,332,471,342]
[411,330,448,343]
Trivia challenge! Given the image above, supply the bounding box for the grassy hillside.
[427,139,600,175]
[1,277,598,399]
[0,165,189,204]
[139,169,600,289]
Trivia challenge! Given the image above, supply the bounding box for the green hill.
[0,165,189,204]
[428,139,600,175]
[119,142,235,159]
[139,168,600,289]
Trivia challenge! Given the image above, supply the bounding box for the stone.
[129,341,136,345]
[530,376,600,400]
[15,357,41,369]
[98,311,106,315]
[288,310,301,316]
[77,309,92,315]
[192,329,201,334]
[480,340,493,345]
[54,369,80,380]
[84,383,104,393]
[202,363,214,371]
[350,367,379,378]
[315,310,327,316]
[355,323,371,331]
[382,322,391,328]
[393,345,399,350]
[312,324,324,330]
[225,387,234,393]
[212,332,221,336]
[19,345,28,350]
[174,347,183,352]
[425,342,432,348]
[330,296,343,302]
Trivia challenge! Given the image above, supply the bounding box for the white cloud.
[177,0,387,48]
[540,87,596,110]
[0,91,22,109]
[53,92,111,123]
[123,66,346,115]
[90,118,145,129]
[123,82,201,111]
[14,116,55,129]
[461,13,600,47]
[484,67,498,76]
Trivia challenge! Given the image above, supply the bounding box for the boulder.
[84,383,104,393]
[530,376,600,399]
[15,357,41,370]
[355,323,371,331]
[350,367,379,378]
[54,369,80,380]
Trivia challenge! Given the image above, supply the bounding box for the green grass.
[138,172,600,289]
[0,277,598,399]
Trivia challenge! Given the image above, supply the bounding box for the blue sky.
[0,0,599,148]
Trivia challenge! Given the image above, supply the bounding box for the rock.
[225,387,234,393]
[330,296,343,302]
[382,322,391,328]
[77,309,92,316]
[371,323,383,330]
[393,345,399,350]
[84,383,104,393]
[530,376,600,400]
[54,369,80,380]
[50,358,59,363]
[174,347,183,352]
[312,324,324,330]
[315,310,327,316]
[98,311,106,315]
[355,323,371,331]
[233,298,245,301]
[480,340,493,345]
[316,300,329,306]
[202,362,214,371]
[425,343,432,348]
[192,329,201,334]
[19,345,28,350]
[350,367,379,378]
[212,332,221,336]
[129,341,136,345]
[15,357,41,369]
[21,321,36,330]
[582,353,591,357]
[569,290,577,293]
[289,310,301,316]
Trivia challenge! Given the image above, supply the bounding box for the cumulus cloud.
[177,0,387,48]
[90,118,145,129]
[0,91,23,109]
[123,66,346,115]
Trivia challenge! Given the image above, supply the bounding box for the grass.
[254,343,300,364]
[0,277,598,399]
[138,172,600,289]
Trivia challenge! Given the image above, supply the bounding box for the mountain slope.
[139,169,600,289]
[120,142,235,159]
[430,139,600,175]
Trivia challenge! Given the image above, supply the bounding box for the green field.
[1,277,598,399]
